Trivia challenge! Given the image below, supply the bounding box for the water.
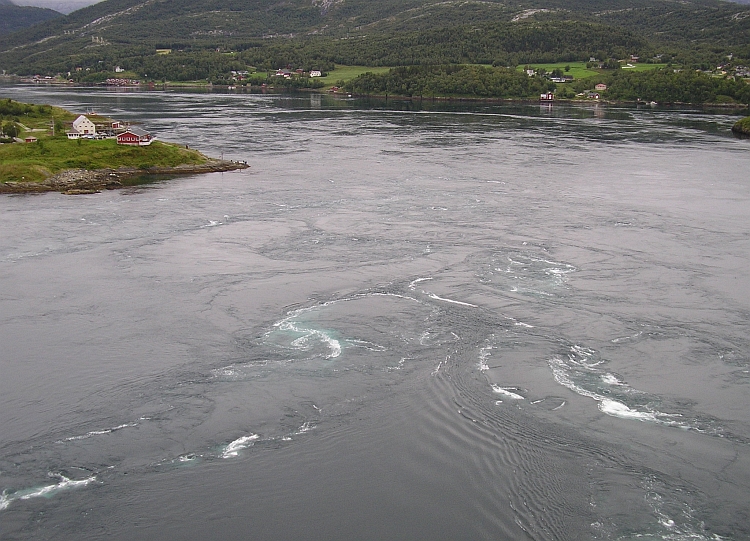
[1,86,749,540]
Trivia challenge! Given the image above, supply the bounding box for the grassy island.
[1,138,209,183]
[732,116,750,136]
[0,99,247,194]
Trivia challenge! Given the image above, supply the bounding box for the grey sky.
[11,0,103,14]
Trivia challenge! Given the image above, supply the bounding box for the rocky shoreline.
[0,159,249,195]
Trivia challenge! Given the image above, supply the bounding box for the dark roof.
[120,126,150,137]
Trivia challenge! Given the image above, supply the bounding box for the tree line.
[342,65,555,98]
[342,65,750,105]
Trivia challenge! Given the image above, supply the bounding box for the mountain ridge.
[0,1,61,36]
[0,0,748,77]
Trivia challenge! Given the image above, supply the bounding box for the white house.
[71,115,96,136]
[310,70,322,77]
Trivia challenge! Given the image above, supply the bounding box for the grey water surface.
[1,86,749,540]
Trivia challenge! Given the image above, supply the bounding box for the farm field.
[517,62,668,79]
[319,65,392,86]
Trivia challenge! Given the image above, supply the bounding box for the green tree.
[2,121,19,138]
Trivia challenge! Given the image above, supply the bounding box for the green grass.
[733,116,750,135]
[516,62,668,80]
[319,65,392,87]
[624,63,669,71]
[0,138,208,184]
[165,80,212,86]
[3,104,77,131]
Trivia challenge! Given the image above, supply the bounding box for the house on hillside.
[116,127,153,146]
[67,114,96,139]
[73,115,96,135]
[595,83,607,91]
[24,136,38,143]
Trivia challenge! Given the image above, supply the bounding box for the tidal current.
[1,86,749,540]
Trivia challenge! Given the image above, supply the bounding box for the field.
[0,138,208,184]
[516,62,668,79]
[319,65,392,86]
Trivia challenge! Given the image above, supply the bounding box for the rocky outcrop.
[0,159,249,194]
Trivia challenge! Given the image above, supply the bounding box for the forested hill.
[0,0,61,36]
[0,0,748,77]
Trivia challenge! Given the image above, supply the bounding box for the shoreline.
[0,159,249,195]
[3,79,747,109]
[343,92,750,109]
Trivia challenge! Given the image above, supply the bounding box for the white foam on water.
[387,357,408,371]
[269,293,425,361]
[1,473,98,511]
[600,373,624,386]
[59,422,137,442]
[611,331,643,343]
[502,315,534,328]
[371,292,419,302]
[599,399,660,422]
[478,344,493,371]
[221,434,259,459]
[426,293,477,308]
[491,385,525,400]
[278,319,341,359]
[432,358,446,375]
[633,480,729,541]
[345,339,386,351]
[295,422,315,434]
[510,286,554,297]
[211,366,242,379]
[549,349,688,427]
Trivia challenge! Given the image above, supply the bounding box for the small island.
[0,99,247,194]
[732,116,750,137]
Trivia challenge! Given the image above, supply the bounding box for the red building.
[116,127,153,146]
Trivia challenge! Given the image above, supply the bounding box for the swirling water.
[0,86,749,540]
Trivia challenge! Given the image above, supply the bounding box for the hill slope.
[0,0,748,76]
[0,0,61,36]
